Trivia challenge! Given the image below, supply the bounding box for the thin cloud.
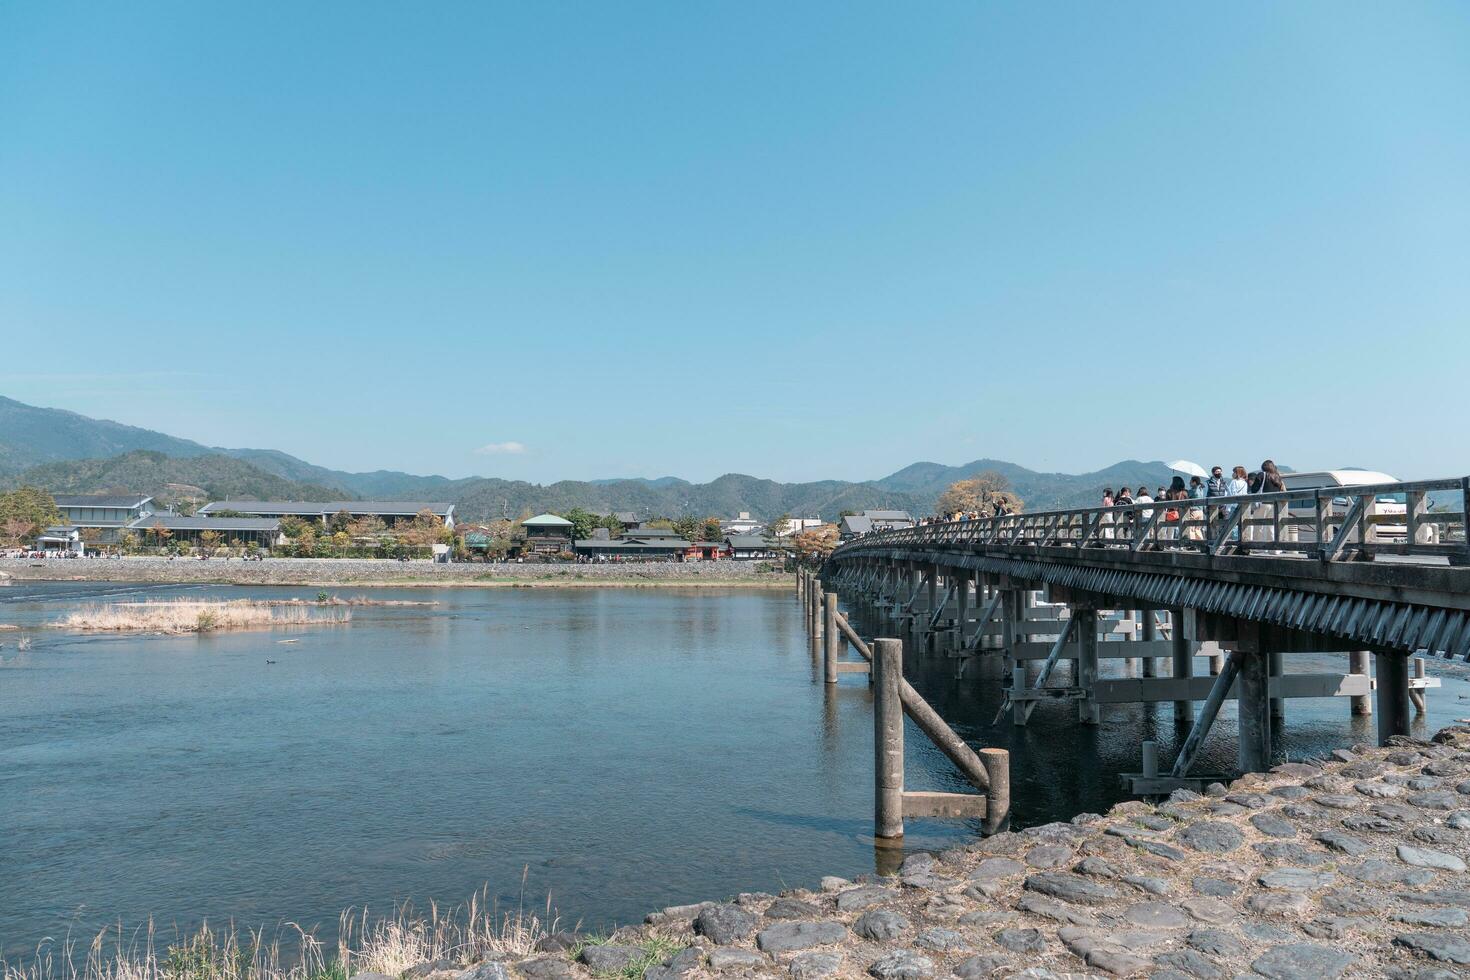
[474,441,527,455]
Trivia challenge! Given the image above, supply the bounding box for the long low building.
[126,514,284,546]
[198,500,455,528]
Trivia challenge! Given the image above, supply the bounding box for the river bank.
[0,557,793,589]
[14,726,1470,980]
[392,726,1470,979]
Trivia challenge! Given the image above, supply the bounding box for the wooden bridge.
[818,476,1470,801]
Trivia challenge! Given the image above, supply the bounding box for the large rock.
[764,898,822,919]
[756,920,847,954]
[1250,943,1356,979]
[866,950,935,980]
[1186,929,1245,958]
[1257,868,1335,891]
[1397,845,1467,872]
[788,951,843,979]
[578,945,643,973]
[951,955,1011,979]
[852,909,909,942]
[995,929,1047,954]
[969,857,1025,881]
[1122,902,1188,929]
[512,960,574,980]
[1177,821,1244,854]
[1249,813,1297,838]
[835,886,898,912]
[457,965,511,980]
[1314,830,1370,855]
[695,904,758,945]
[706,947,766,971]
[1022,872,1120,906]
[1394,932,1470,965]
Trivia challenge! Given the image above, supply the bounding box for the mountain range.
[0,394,1176,521]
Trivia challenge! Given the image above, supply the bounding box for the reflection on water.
[2,581,1466,960]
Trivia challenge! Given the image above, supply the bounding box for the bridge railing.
[835,477,1470,564]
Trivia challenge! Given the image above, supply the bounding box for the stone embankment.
[0,557,790,588]
[387,726,1470,980]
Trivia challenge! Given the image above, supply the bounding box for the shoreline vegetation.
[2,892,560,980]
[7,726,1470,980]
[0,558,795,590]
[59,600,353,633]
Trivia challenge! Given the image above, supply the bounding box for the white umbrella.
[1166,459,1208,478]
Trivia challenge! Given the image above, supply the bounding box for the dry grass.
[57,601,351,634]
[3,891,557,980]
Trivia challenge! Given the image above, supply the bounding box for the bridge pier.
[1374,651,1411,745]
[1171,607,1195,728]
[1350,651,1372,715]
[1269,650,1285,725]
[954,571,970,654]
[1075,606,1100,725]
[1139,608,1156,679]
[1237,648,1273,773]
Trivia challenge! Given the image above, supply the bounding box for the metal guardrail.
[834,477,1470,564]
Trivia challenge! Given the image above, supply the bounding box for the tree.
[701,518,723,542]
[279,515,310,540]
[347,514,387,539]
[561,508,600,541]
[147,521,173,549]
[765,514,793,537]
[935,472,1022,518]
[791,524,840,563]
[671,516,700,540]
[0,486,61,544]
[643,518,675,530]
[197,530,221,556]
[78,526,104,552]
[328,509,354,534]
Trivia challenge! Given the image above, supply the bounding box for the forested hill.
[0,394,1180,520]
[9,451,345,509]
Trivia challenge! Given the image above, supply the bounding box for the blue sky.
[2,3,1467,483]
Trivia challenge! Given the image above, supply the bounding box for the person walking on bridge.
[1100,488,1115,540]
[1226,465,1249,541]
[1249,460,1286,544]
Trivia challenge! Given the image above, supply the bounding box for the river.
[2,580,1465,960]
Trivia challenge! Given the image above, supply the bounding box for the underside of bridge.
[823,544,1466,793]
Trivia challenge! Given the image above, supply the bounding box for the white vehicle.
[1278,470,1423,543]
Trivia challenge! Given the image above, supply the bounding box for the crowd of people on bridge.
[1099,460,1285,543]
[920,460,1290,547]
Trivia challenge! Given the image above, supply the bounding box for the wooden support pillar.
[1137,606,1155,678]
[1076,607,1100,725]
[1237,651,1272,773]
[980,747,1010,835]
[823,591,839,684]
[1171,651,1243,778]
[1269,650,1285,724]
[955,573,969,654]
[1375,651,1411,745]
[1349,651,1372,715]
[873,638,904,841]
[1171,607,1194,728]
[809,579,823,660]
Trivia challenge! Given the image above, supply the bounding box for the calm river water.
[3,580,1466,959]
